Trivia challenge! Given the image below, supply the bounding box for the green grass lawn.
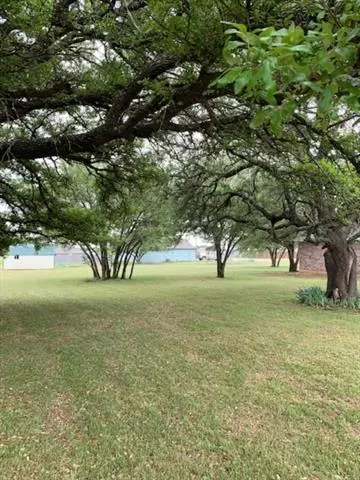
[1,262,360,480]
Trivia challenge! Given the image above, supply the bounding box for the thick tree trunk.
[216,259,225,278]
[324,234,358,300]
[287,243,299,273]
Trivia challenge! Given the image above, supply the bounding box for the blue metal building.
[8,244,55,256]
[140,240,196,264]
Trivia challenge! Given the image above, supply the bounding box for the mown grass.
[0,262,360,480]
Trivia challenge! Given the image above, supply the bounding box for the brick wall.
[298,242,360,273]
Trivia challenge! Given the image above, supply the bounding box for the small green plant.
[296,287,360,310]
[296,287,327,306]
[340,296,360,310]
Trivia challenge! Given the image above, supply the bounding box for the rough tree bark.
[323,231,358,300]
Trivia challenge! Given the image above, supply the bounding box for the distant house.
[140,240,197,263]
[4,244,55,270]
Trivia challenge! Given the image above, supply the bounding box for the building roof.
[173,239,195,249]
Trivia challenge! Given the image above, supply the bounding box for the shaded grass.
[0,263,360,479]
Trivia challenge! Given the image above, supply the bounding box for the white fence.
[4,255,54,270]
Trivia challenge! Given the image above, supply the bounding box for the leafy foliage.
[218,0,360,131]
[296,286,360,309]
[296,286,328,306]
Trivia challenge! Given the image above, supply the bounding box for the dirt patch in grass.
[244,371,275,386]
[41,393,78,445]
[223,406,271,438]
[348,425,360,439]
[185,351,202,363]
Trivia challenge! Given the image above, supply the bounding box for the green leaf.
[234,71,250,94]
[319,85,333,111]
[347,27,360,41]
[213,68,243,87]
[260,59,275,90]
[260,27,275,38]
[288,44,312,53]
[224,28,241,36]
[222,22,247,34]
[270,110,283,134]
[251,110,270,128]
[274,28,289,37]
[225,40,243,51]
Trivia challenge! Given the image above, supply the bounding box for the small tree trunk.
[268,248,277,267]
[287,243,299,273]
[100,244,111,280]
[81,245,101,279]
[114,252,124,279]
[121,251,131,279]
[89,259,101,279]
[276,248,286,267]
[91,261,101,280]
[324,235,358,300]
[112,246,123,278]
[129,250,138,280]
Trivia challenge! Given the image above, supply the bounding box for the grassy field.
[1,262,360,480]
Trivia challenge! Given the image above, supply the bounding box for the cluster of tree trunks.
[80,241,142,280]
[267,243,299,272]
[214,236,241,279]
[267,247,286,268]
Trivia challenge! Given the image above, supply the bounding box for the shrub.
[296,287,360,310]
[296,287,327,306]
